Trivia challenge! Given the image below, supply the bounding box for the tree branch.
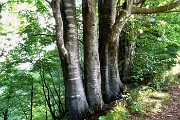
[132,0,180,14]
[33,33,55,37]
[164,10,180,13]
[109,0,134,43]
[45,0,52,4]
[0,3,4,19]
[51,0,68,59]
[0,48,4,57]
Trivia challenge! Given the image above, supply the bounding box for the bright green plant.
[99,102,130,120]
[126,11,180,89]
[129,102,144,115]
[99,116,113,120]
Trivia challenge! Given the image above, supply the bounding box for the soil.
[149,84,180,120]
[84,100,117,120]
[84,84,180,120]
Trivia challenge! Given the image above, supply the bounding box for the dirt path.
[84,84,180,120]
[150,84,180,120]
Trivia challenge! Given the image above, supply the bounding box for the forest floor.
[85,64,180,120]
[84,83,180,120]
[147,83,180,120]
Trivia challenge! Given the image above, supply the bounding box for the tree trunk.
[50,0,88,119]
[30,82,33,120]
[99,0,122,102]
[3,109,8,120]
[82,0,102,107]
[41,67,58,120]
[101,35,124,102]
[60,1,89,119]
[120,23,136,81]
[99,0,133,102]
[45,102,48,120]
[0,3,2,19]
[123,40,136,79]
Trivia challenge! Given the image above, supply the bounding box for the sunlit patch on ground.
[100,65,180,120]
[171,51,180,75]
[137,89,170,116]
[171,64,180,75]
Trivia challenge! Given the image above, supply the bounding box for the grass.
[98,86,172,120]
[99,63,180,120]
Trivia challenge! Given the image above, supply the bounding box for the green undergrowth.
[99,87,171,120]
[99,64,180,120]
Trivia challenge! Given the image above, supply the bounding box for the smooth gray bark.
[82,0,102,107]
[99,0,117,102]
[50,0,88,119]
[99,0,133,102]
[61,0,89,119]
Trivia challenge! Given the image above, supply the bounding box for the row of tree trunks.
[50,0,133,119]
[48,0,180,119]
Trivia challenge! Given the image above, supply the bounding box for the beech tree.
[45,0,180,119]
[49,0,88,119]
[82,0,102,107]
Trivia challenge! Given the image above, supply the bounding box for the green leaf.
[99,116,106,120]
